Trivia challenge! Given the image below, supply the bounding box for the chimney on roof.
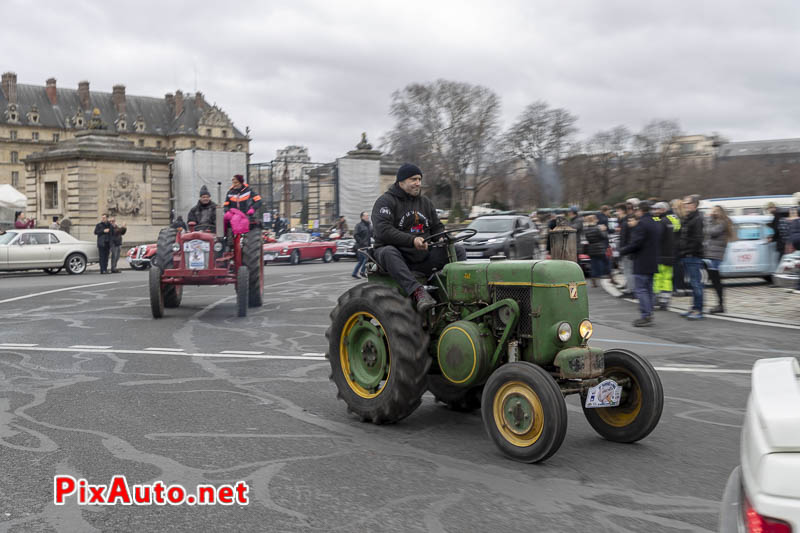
[45,78,57,105]
[112,84,126,114]
[1,72,17,103]
[78,80,90,109]
[174,89,183,117]
[194,91,204,109]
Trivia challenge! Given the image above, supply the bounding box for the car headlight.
[171,243,180,252]
[282,248,289,253]
[213,242,223,252]
[557,322,572,342]
[486,237,507,244]
[579,320,593,340]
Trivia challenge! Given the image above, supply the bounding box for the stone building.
[0,71,249,196]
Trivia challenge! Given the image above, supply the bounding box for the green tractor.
[326,229,664,463]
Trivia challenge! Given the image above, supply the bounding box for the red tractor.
[148,206,264,318]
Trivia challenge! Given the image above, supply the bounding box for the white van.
[699,194,798,216]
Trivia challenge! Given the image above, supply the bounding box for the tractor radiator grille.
[493,286,532,337]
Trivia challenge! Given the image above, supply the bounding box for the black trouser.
[707,268,723,306]
[98,245,110,273]
[375,244,466,296]
[672,255,686,291]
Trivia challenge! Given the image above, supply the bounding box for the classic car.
[333,238,356,261]
[126,243,157,270]
[773,251,800,290]
[714,216,778,282]
[0,229,99,275]
[461,215,540,259]
[262,233,337,265]
[719,357,800,532]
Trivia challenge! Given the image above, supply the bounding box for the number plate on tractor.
[584,379,622,408]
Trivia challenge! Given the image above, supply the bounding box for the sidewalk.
[605,271,800,327]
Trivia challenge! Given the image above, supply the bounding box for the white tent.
[0,184,26,209]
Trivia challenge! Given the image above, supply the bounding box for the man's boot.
[412,287,436,313]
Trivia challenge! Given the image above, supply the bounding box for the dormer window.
[27,105,40,124]
[74,112,85,128]
[134,116,146,133]
[117,120,127,131]
[5,103,19,123]
[137,122,145,133]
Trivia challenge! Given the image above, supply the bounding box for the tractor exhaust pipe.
[216,181,224,238]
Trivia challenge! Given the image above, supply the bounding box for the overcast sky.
[3,0,799,163]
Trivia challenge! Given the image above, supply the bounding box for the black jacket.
[94,221,113,247]
[619,213,663,275]
[111,224,127,247]
[188,200,217,230]
[652,216,675,266]
[679,210,704,258]
[353,220,372,250]
[618,215,633,247]
[584,225,608,257]
[372,183,445,263]
[224,183,262,214]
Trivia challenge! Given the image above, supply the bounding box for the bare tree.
[584,125,631,201]
[384,80,501,214]
[632,119,683,197]
[503,100,578,205]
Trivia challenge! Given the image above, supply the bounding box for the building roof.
[718,138,800,157]
[0,81,246,139]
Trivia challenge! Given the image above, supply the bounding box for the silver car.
[0,229,99,275]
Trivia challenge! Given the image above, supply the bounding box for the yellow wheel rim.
[595,367,642,427]
[339,311,391,399]
[492,381,544,447]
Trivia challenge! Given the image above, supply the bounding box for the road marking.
[0,281,119,304]
[302,352,325,356]
[220,350,265,355]
[662,364,718,368]
[70,345,113,350]
[145,347,185,352]
[0,345,326,361]
[654,366,751,374]
[0,343,38,347]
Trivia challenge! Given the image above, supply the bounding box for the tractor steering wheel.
[423,228,477,248]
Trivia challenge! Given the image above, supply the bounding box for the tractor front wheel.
[156,227,181,307]
[326,284,430,424]
[580,349,663,443]
[236,266,249,317]
[481,362,567,463]
[149,265,164,318]
[243,228,264,307]
[427,375,483,412]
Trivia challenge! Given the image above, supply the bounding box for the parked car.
[461,215,540,259]
[126,243,156,270]
[719,357,800,532]
[263,232,337,265]
[333,237,374,261]
[0,229,99,275]
[713,216,778,282]
[773,251,800,289]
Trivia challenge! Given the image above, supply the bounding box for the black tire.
[481,362,568,463]
[236,265,249,317]
[149,265,164,318]
[130,262,149,271]
[326,284,430,424]
[323,249,333,263]
[156,227,181,306]
[44,267,62,275]
[581,349,663,443]
[290,250,301,265]
[427,375,483,412]
[762,275,773,284]
[65,253,86,275]
[243,229,263,307]
[332,255,340,262]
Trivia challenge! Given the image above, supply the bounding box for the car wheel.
[44,267,62,275]
[290,250,301,265]
[323,249,333,263]
[65,253,87,275]
[332,255,340,262]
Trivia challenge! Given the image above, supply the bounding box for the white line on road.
[220,350,265,355]
[145,347,185,352]
[0,343,38,347]
[661,364,718,368]
[654,366,751,374]
[70,345,113,350]
[0,281,119,304]
[302,352,325,356]
[0,345,326,361]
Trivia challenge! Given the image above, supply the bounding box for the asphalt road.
[1,261,797,532]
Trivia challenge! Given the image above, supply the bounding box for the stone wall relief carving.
[106,173,143,216]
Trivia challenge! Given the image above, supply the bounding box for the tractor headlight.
[213,242,223,252]
[579,319,593,340]
[171,243,180,252]
[557,322,572,342]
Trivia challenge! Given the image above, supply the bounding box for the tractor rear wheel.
[243,228,263,307]
[149,265,164,318]
[156,227,182,308]
[326,284,430,424]
[481,362,567,463]
[427,375,483,412]
[580,349,663,443]
[236,265,249,317]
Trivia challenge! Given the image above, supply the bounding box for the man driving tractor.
[187,185,217,230]
[372,163,466,313]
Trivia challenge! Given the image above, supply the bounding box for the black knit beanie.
[396,163,422,183]
[199,185,210,197]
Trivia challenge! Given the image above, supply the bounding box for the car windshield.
[0,231,18,245]
[467,218,513,233]
[736,224,763,240]
[278,233,310,243]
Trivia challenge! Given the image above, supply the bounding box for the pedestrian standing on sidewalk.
[615,202,635,298]
[584,214,608,287]
[652,202,679,310]
[619,201,663,327]
[598,205,613,273]
[678,195,705,319]
[94,214,113,275]
[109,216,127,273]
[352,211,372,279]
[670,199,688,297]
